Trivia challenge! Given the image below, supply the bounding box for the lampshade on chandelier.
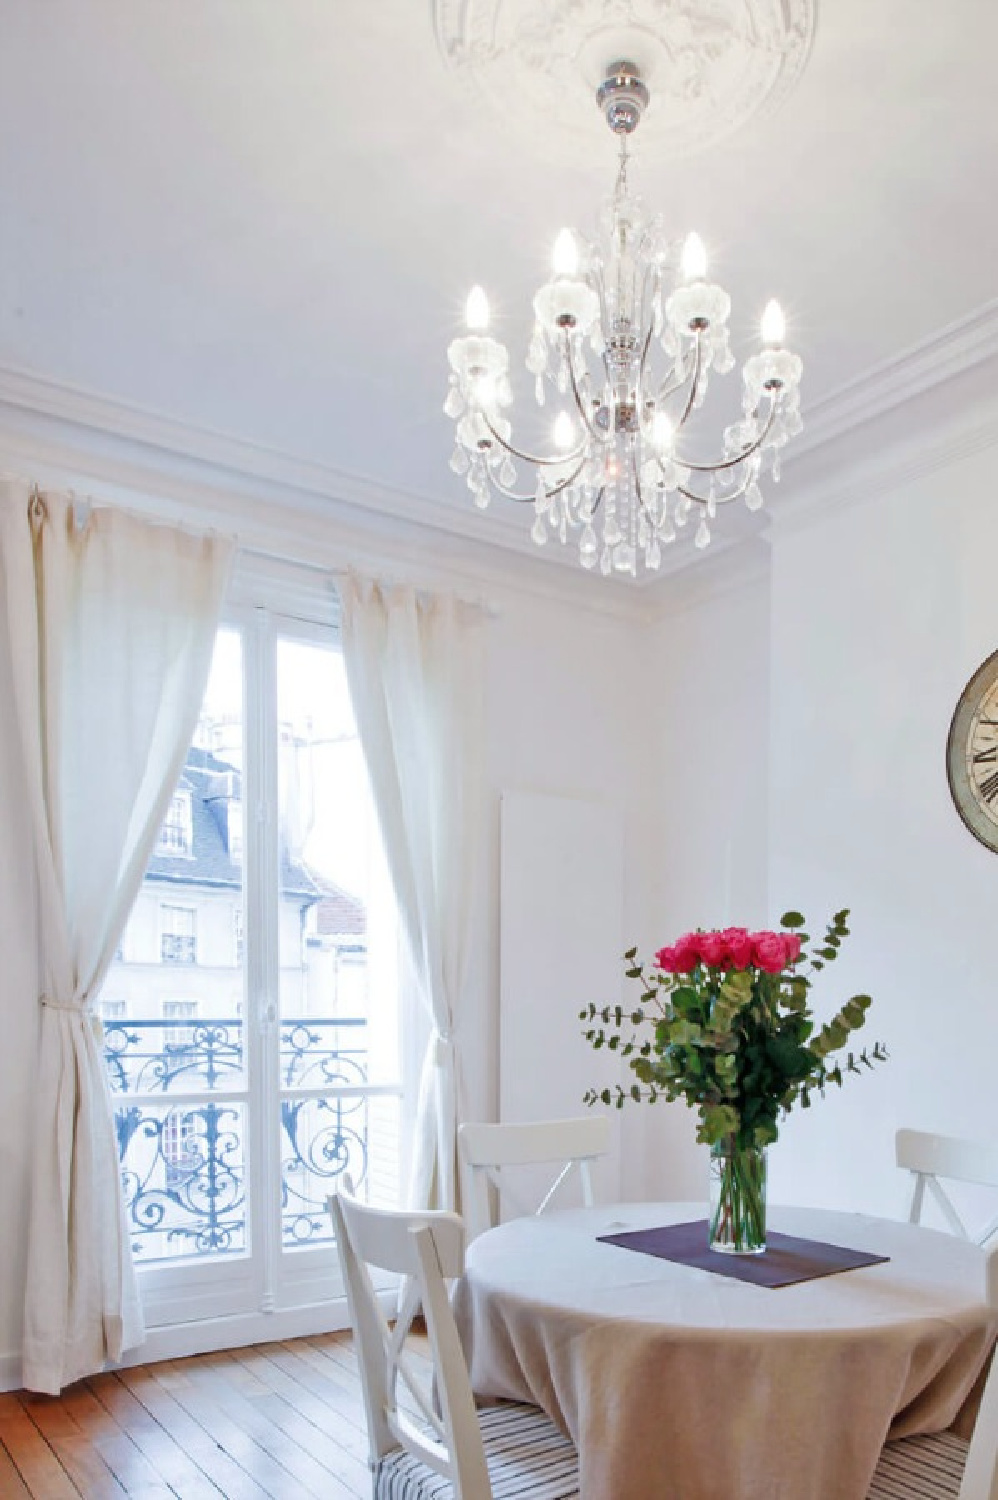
[444,61,803,577]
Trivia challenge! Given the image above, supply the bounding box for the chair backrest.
[458,1115,610,1239]
[959,1240,998,1500]
[896,1129,998,1245]
[328,1179,493,1500]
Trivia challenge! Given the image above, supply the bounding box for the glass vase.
[708,1136,767,1254]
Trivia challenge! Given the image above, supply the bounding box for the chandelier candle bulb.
[761,299,786,346]
[553,411,575,450]
[681,231,708,281]
[552,228,581,277]
[465,285,490,332]
[444,59,804,575]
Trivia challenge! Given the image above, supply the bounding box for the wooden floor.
[0,1332,376,1499]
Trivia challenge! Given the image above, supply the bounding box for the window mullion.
[242,605,282,1315]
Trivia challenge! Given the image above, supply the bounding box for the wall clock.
[946,649,998,853]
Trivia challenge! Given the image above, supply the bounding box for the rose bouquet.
[581,909,887,1251]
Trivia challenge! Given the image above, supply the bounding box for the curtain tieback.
[433,1031,454,1065]
[39,994,84,1014]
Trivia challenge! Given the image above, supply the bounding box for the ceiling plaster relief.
[432,0,816,162]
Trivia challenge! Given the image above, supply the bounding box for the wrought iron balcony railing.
[103,1016,400,1263]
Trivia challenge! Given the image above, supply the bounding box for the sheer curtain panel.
[339,576,484,1212]
[0,479,234,1393]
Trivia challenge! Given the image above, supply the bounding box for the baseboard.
[0,1295,369,1392]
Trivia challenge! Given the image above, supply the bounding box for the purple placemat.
[597,1219,889,1287]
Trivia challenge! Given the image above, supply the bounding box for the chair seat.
[375,1401,580,1499]
[868,1430,969,1499]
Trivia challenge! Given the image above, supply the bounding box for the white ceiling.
[1,1,997,567]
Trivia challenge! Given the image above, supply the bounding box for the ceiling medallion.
[433,0,816,164]
[443,59,804,577]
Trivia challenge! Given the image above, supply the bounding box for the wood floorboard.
[0,1332,372,1499]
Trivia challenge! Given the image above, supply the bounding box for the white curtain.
[0,479,234,1394]
[338,575,484,1211]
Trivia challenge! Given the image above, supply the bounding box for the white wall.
[626,397,998,1230]
[464,590,651,1196]
[767,431,998,1224]
[628,542,774,1202]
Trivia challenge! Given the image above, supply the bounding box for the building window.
[161,906,197,965]
[228,801,243,862]
[162,999,198,1047]
[101,999,128,1023]
[162,1109,200,1188]
[158,789,193,857]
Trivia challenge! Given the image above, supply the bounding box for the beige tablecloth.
[452,1203,997,1500]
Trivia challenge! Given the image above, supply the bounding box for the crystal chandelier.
[444,61,803,577]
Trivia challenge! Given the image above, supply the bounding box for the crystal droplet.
[535,375,546,407]
[600,547,612,576]
[646,539,662,570]
[444,386,464,419]
[745,481,763,511]
[450,446,470,475]
[531,515,547,546]
[499,457,516,488]
[473,484,490,511]
[580,523,598,559]
[695,516,711,549]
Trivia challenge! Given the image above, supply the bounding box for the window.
[162,999,198,1047]
[161,906,196,965]
[228,802,243,861]
[162,1109,200,1189]
[101,999,128,1022]
[102,603,406,1346]
[158,789,193,856]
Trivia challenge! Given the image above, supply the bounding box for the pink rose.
[721,927,753,969]
[782,932,802,965]
[751,931,790,974]
[673,932,703,972]
[699,931,728,967]
[654,945,678,972]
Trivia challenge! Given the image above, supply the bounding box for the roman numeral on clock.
[977,769,998,803]
[973,747,998,763]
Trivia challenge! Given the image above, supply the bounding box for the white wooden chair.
[897,1129,998,1246]
[328,1178,579,1500]
[868,1241,998,1498]
[458,1116,610,1240]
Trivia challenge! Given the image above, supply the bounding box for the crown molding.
[792,300,998,459]
[775,351,998,540]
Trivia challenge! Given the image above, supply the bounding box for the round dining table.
[451,1201,998,1500]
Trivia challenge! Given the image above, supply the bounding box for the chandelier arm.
[676,465,758,508]
[481,416,587,470]
[673,400,778,475]
[487,457,587,504]
[564,331,607,444]
[651,349,697,408]
[674,332,705,432]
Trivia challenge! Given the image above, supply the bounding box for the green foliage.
[581,909,888,1150]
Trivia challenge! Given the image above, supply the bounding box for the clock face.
[946,649,998,853]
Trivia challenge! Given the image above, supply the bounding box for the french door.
[101,590,407,1338]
